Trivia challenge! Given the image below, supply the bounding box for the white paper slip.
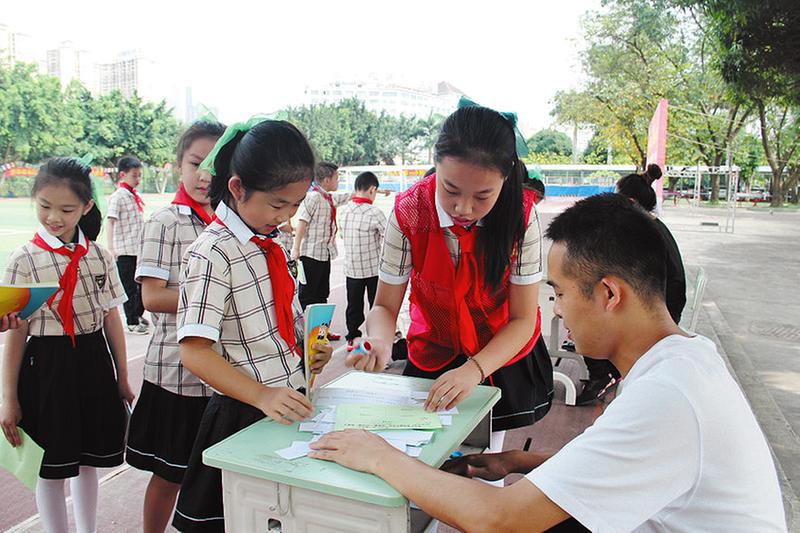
[439,415,453,426]
[298,421,334,434]
[374,430,434,445]
[409,391,430,401]
[384,439,407,452]
[406,445,423,457]
[437,407,459,415]
[275,441,312,460]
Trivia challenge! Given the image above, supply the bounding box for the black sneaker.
[561,339,576,353]
[138,317,150,327]
[576,377,613,406]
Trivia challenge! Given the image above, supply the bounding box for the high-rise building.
[46,41,95,89]
[303,76,465,118]
[0,23,45,69]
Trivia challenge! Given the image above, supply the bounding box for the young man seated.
[310,193,787,533]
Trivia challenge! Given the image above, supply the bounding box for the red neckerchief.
[212,215,301,358]
[172,183,213,225]
[31,232,89,346]
[351,196,373,205]
[313,185,337,243]
[449,224,481,355]
[119,182,144,212]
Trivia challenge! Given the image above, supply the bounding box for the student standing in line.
[126,120,226,533]
[1,158,134,533]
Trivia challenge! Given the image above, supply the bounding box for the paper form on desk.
[335,404,442,431]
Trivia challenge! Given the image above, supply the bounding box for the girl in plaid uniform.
[126,120,225,533]
[348,102,554,453]
[1,158,134,533]
[172,119,333,533]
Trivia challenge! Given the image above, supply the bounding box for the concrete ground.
[1,197,798,531]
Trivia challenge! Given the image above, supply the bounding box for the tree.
[678,0,800,104]
[756,102,800,205]
[0,61,71,162]
[677,0,800,205]
[283,99,428,165]
[551,0,759,200]
[527,129,573,157]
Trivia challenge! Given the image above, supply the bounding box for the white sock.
[35,477,68,533]
[70,466,98,533]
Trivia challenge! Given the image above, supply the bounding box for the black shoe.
[576,377,613,406]
[561,339,576,352]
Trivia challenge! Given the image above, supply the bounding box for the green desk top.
[203,371,500,507]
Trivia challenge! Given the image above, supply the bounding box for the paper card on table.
[374,430,435,445]
[314,387,412,408]
[0,428,44,491]
[303,303,335,397]
[439,415,453,426]
[335,404,442,431]
[0,283,58,320]
[406,445,423,457]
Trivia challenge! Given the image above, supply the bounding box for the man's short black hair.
[546,193,667,304]
[117,155,142,173]
[354,171,379,191]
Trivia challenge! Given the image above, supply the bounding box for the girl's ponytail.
[79,202,102,241]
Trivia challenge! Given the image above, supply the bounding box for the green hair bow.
[457,96,529,157]
[199,116,268,176]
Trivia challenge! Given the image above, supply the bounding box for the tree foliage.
[281,99,435,165]
[0,59,182,167]
[527,129,573,157]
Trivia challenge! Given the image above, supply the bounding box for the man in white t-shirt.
[308,193,787,533]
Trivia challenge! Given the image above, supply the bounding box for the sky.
[3,0,601,137]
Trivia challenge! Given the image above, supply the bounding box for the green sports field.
[0,191,396,271]
[0,194,173,270]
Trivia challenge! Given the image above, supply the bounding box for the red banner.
[646,99,668,213]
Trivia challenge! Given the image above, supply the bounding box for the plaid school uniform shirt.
[177,201,305,388]
[379,193,544,285]
[107,187,145,256]
[296,188,352,261]
[136,205,210,396]
[3,227,127,336]
[338,201,387,279]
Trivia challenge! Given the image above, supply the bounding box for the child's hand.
[118,380,136,405]
[309,342,332,374]
[345,337,389,372]
[424,363,482,411]
[257,386,312,425]
[0,313,22,333]
[290,247,300,261]
[0,399,22,447]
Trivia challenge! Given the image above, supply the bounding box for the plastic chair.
[685,267,708,331]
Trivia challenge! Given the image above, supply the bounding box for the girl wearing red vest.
[348,102,554,443]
